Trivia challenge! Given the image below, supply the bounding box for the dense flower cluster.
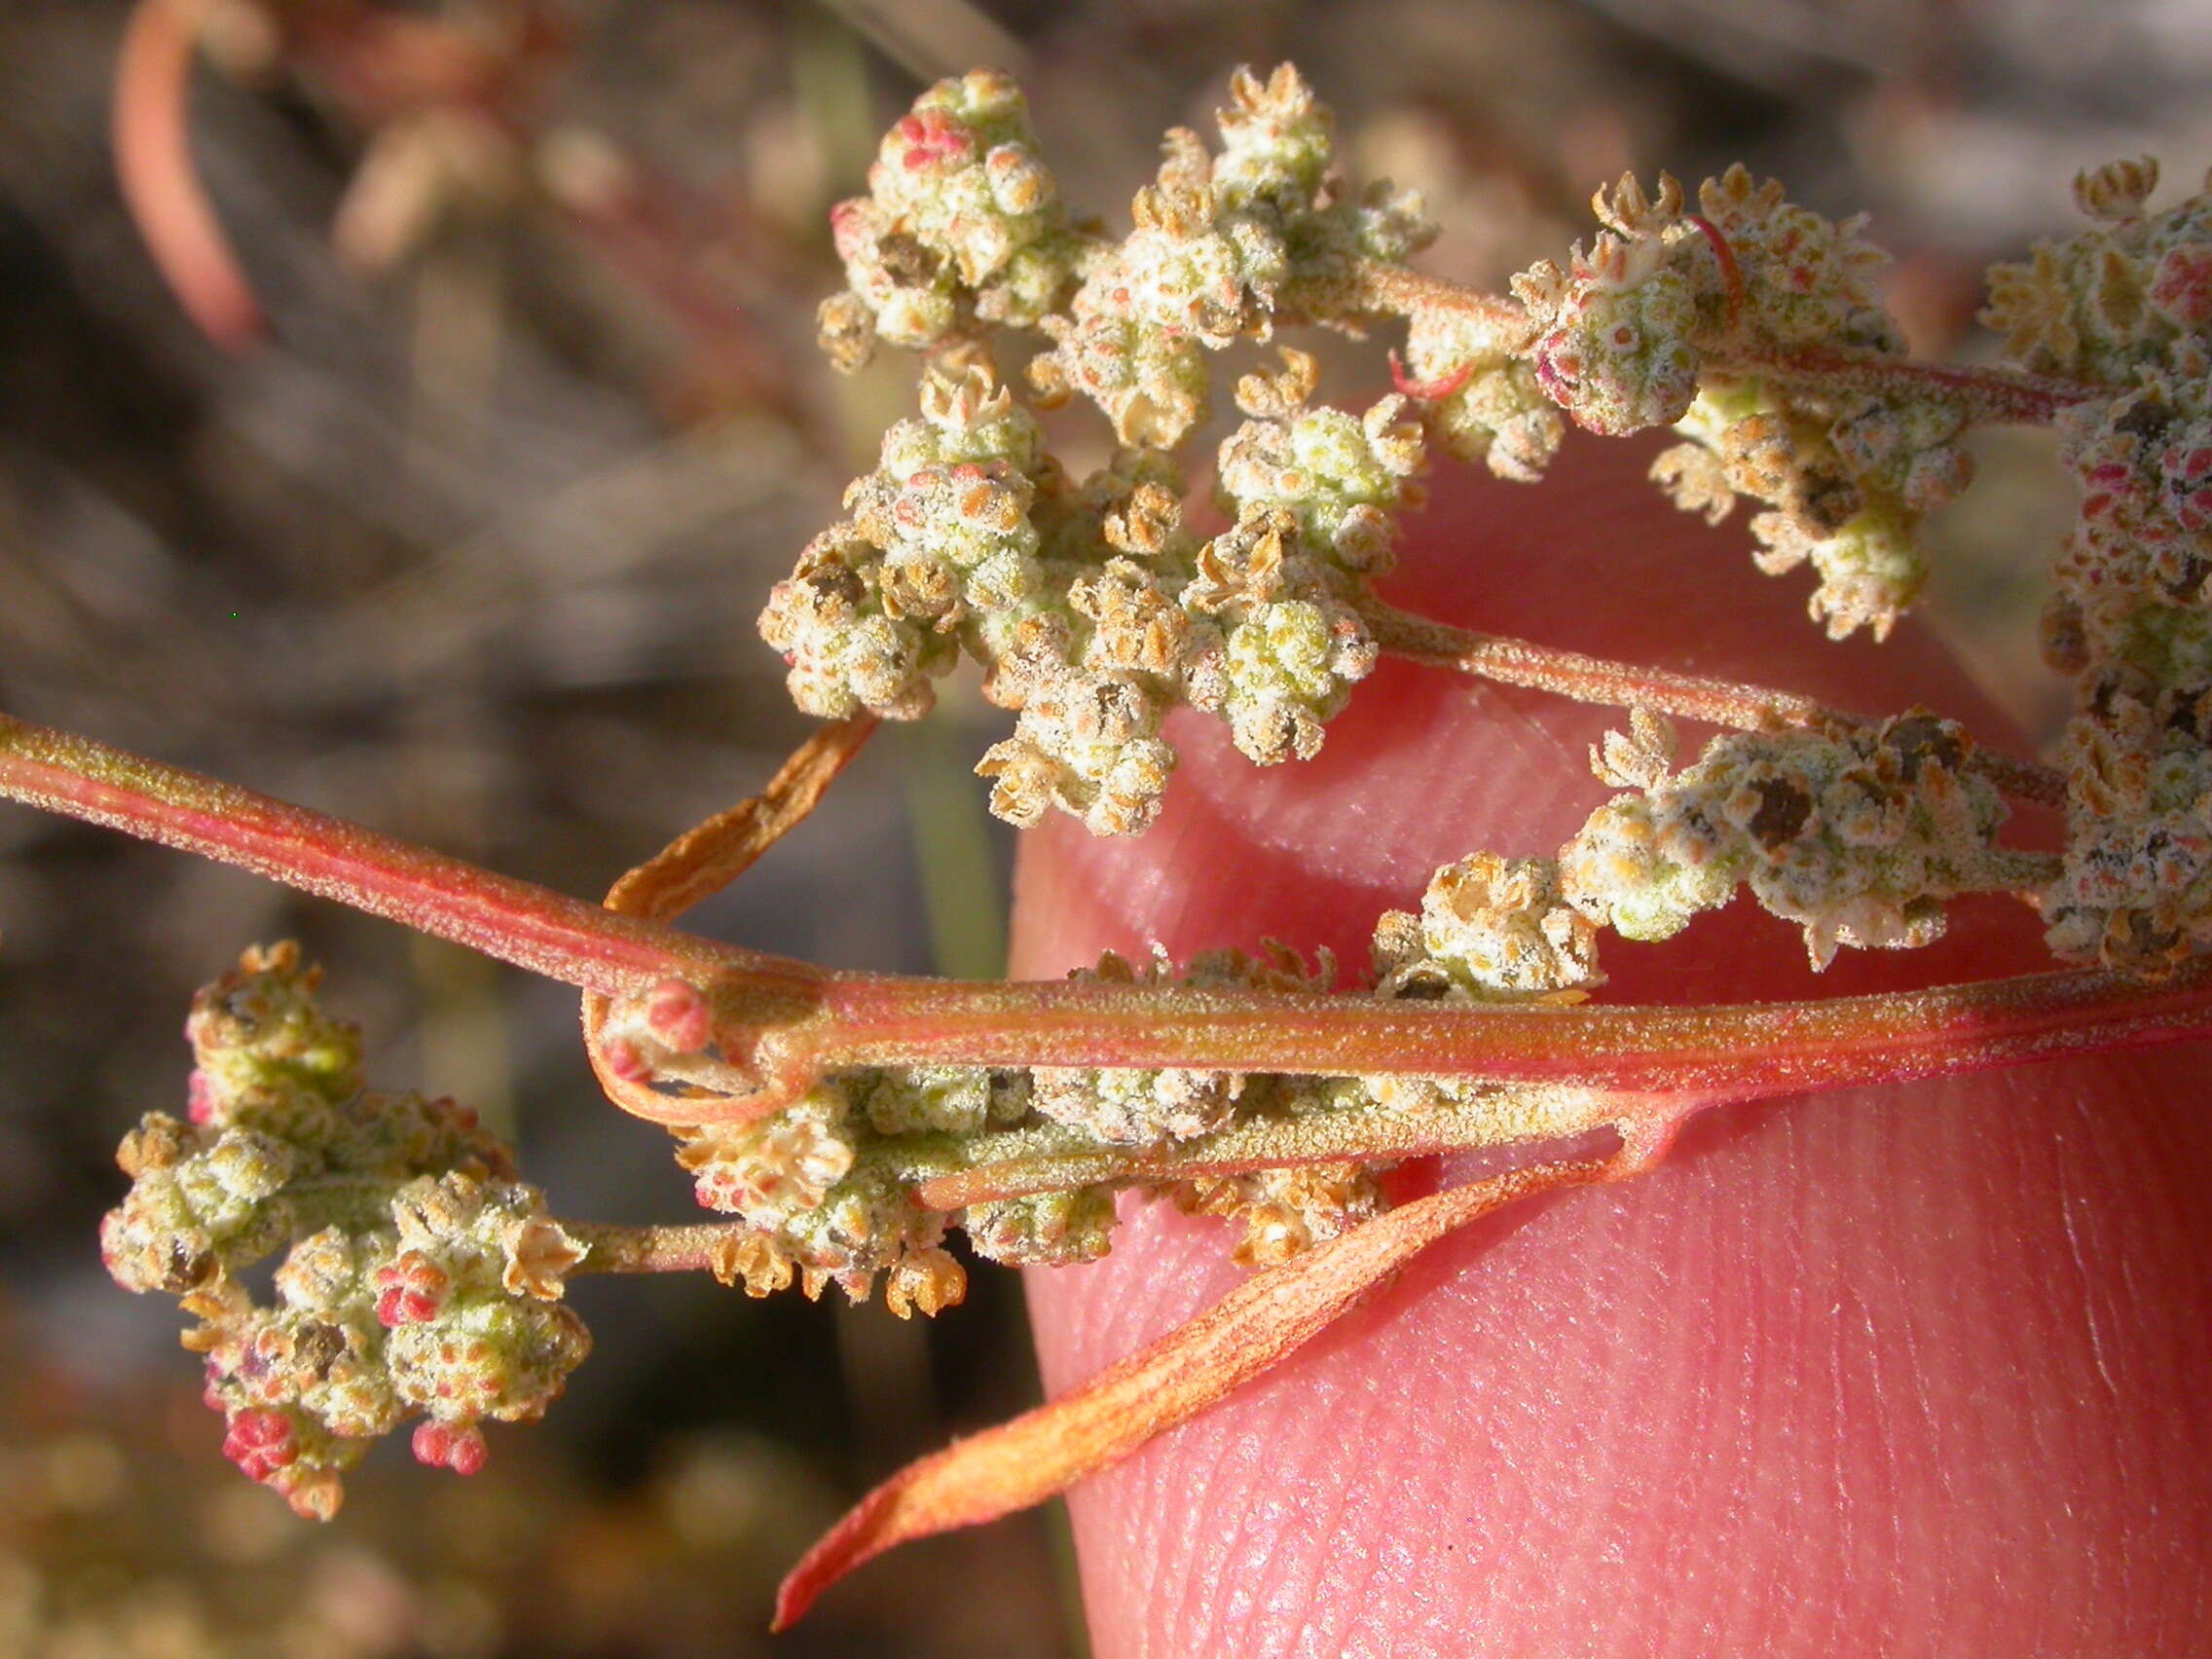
[1028,65,1435,449]
[817,69,1086,369]
[1372,852,1604,1001]
[761,350,1422,833]
[674,1076,977,1308]
[1510,168,1965,640]
[772,66,1456,833]
[1979,161,2212,971]
[1395,304,1563,481]
[1560,710,2012,969]
[1982,158,2212,384]
[101,945,589,1518]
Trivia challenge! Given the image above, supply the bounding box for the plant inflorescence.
[7,60,2212,1631]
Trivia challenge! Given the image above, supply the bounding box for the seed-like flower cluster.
[963,1186,1120,1269]
[1515,168,1896,436]
[1012,942,1337,1147]
[1560,710,2011,969]
[674,1081,962,1308]
[1372,852,1604,1001]
[1170,1164,1384,1268]
[1651,377,1959,642]
[1029,65,1436,450]
[2043,349,2212,969]
[1982,158,2212,385]
[100,945,590,1519]
[764,348,1423,832]
[818,69,1087,369]
[1515,169,1960,639]
[1397,305,1564,481]
[1973,160,2212,973]
[759,356,1045,723]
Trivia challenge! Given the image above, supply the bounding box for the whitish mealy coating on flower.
[1981,159,2212,386]
[1027,944,1337,1146]
[1026,948,1247,1145]
[973,545,1191,834]
[847,1065,1033,1136]
[1518,169,1950,640]
[1516,226,1704,437]
[1180,507,1378,767]
[1985,161,2212,974]
[673,1083,962,1305]
[676,1084,857,1227]
[1171,369,1420,765]
[1171,1163,1384,1268]
[1372,854,1603,1001]
[2041,348,2212,972]
[759,358,1048,722]
[820,70,1088,366]
[1398,305,1564,482]
[1030,66,1435,449]
[777,71,1450,833]
[103,945,590,1520]
[963,1186,1119,1268]
[773,344,1420,832]
[1215,360,1426,571]
[1560,712,2010,969]
[1651,375,1964,644]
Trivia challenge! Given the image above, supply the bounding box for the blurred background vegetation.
[0,0,2206,1652]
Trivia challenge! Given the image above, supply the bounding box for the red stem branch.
[1364,603,2070,806]
[1717,345,2103,424]
[114,0,266,350]
[6,710,2203,1134]
[0,712,812,1004]
[763,958,2212,1115]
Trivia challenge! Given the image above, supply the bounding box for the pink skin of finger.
[1014,438,2212,1658]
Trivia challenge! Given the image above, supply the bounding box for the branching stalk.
[1344,257,1527,333]
[567,1220,757,1275]
[1364,602,2071,806]
[0,712,816,1005]
[789,958,2212,1103]
[2,710,2190,1137]
[1716,343,2104,425]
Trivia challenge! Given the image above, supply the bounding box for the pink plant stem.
[1346,259,1527,333]
[114,0,266,350]
[566,1220,753,1274]
[0,712,814,1004]
[782,958,2212,1107]
[7,710,2204,1132]
[1367,600,1833,728]
[1364,603,2070,805]
[1718,345,2102,424]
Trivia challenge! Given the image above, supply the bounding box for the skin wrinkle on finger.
[1027,1065,2212,1657]
[1012,440,2212,1657]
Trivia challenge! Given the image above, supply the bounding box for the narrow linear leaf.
[605,715,879,923]
[772,1154,1610,1630]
